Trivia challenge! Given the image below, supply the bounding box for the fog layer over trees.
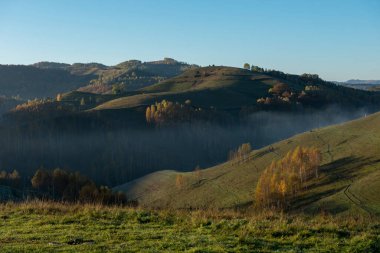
[0,106,369,186]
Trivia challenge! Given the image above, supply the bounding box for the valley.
[0,48,380,253]
[2,1,380,251]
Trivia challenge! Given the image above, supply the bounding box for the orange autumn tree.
[255,146,322,209]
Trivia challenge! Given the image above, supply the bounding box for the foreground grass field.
[0,202,379,252]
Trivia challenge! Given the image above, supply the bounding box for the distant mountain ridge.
[0,58,197,99]
[31,62,71,69]
[335,79,380,91]
[345,79,380,85]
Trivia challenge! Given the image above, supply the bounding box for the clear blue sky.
[0,0,379,81]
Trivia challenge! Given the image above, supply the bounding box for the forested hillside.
[0,58,196,100]
[1,65,379,187]
[0,65,95,99]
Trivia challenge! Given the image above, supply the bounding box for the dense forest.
[0,106,370,186]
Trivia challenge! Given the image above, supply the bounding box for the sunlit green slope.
[116,111,380,215]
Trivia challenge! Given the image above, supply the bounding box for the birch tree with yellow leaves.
[255,146,322,209]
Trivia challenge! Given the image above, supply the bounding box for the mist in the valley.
[0,106,370,186]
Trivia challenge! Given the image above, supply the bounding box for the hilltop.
[0,58,196,100]
[78,58,198,93]
[94,66,271,110]
[2,63,379,114]
[0,64,95,99]
[95,66,380,111]
[115,111,380,216]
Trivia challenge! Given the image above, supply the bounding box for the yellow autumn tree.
[228,142,252,162]
[255,146,322,209]
[175,174,185,190]
[145,106,151,123]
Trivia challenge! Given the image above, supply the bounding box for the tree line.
[0,169,21,188]
[31,168,130,205]
[255,146,322,209]
[244,63,380,108]
[256,82,326,108]
[0,167,132,205]
[146,99,210,125]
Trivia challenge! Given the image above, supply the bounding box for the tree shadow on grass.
[293,156,380,212]
[314,156,380,188]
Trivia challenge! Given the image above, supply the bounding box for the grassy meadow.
[0,201,379,252]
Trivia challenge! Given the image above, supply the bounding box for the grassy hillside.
[115,111,380,215]
[0,201,379,252]
[94,67,289,110]
[95,66,380,112]
[142,67,278,92]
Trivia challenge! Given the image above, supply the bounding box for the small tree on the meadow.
[175,174,185,190]
[228,142,252,162]
[194,165,202,182]
[254,146,322,209]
